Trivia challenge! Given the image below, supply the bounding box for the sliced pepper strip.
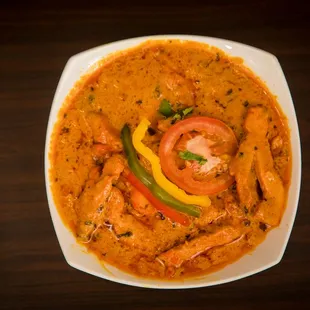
[127,172,190,226]
[132,118,211,208]
[121,124,200,218]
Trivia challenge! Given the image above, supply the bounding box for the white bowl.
[45,35,301,289]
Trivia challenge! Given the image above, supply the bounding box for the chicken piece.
[102,154,125,178]
[75,155,125,241]
[91,144,115,160]
[161,71,196,106]
[254,139,285,226]
[130,187,157,218]
[105,187,195,257]
[231,107,285,226]
[208,235,246,266]
[195,205,226,229]
[86,112,122,155]
[271,135,283,156]
[243,106,269,136]
[157,118,173,133]
[230,140,258,210]
[76,175,115,241]
[159,226,241,268]
[84,166,102,188]
[230,107,268,210]
[223,193,245,219]
[104,189,163,257]
[105,186,126,220]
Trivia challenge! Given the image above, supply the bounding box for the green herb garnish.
[181,107,194,117]
[172,106,194,120]
[179,150,207,165]
[158,99,174,117]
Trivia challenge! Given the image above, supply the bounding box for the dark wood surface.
[1,1,310,309]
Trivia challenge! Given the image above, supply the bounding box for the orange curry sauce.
[49,40,291,279]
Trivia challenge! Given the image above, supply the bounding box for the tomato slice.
[159,116,238,195]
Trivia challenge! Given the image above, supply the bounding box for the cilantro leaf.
[179,151,208,165]
[158,99,174,117]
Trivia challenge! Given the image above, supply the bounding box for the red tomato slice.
[159,116,238,195]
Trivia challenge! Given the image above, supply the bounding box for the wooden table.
[1,1,309,309]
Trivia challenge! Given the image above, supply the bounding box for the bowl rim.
[44,34,301,289]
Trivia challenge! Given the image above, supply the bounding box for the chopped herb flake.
[226,89,233,95]
[158,212,165,220]
[117,231,133,238]
[154,85,161,98]
[61,127,70,134]
[85,221,93,225]
[88,94,95,102]
[172,106,194,121]
[244,220,251,226]
[136,99,143,105]
[182,107,194,117]
[172,113,181,121]
[179,150,207,165]
[239,152,244,157]
[243,100,249,107]
[158,99,174,117]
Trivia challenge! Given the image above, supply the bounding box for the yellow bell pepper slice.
[132,118,211,208]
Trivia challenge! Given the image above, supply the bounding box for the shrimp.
[159,226,241,268]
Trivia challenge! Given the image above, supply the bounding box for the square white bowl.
[45,35,301,289]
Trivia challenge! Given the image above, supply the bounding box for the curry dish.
[50,40,291,279]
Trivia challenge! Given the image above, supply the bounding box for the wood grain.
[1,1,309,309]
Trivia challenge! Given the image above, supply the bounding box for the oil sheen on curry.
[50,40,291,279]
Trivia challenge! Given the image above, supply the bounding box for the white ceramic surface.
[45,35,301,289]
